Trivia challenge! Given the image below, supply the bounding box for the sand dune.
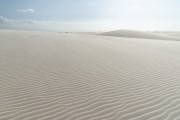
[100,30,180,40]
[152,31,180,38]
[1,30,180,120]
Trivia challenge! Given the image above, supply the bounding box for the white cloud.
[0,16,10,24]
[17,9,34,13]
[0,16,36,24]
[0,16,114,32]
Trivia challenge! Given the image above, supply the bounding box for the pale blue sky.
[0,0,180,32]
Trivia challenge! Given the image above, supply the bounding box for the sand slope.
[152,31,180,38]
[1,30,180,120]
[100,30,180,40]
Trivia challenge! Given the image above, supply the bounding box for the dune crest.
[100,30,180,40]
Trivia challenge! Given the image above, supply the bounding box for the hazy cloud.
[20,20,35,24]
[0,16,36,24]
[17,9,34,13]
[0,16,10,24]
[0,16,114,32]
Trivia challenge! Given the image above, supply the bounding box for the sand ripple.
[1,30,180,120]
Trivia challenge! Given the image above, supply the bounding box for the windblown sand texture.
[1,30,180,120]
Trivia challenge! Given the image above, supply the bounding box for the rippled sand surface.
[1,30,180,120]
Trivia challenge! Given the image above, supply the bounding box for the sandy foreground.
[1,30,180,120]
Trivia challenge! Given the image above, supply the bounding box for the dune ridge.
[100,30,180,40]
[1,30,180,120]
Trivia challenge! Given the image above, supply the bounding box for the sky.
[0,0,180,32]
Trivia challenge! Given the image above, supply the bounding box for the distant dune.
[100,30,180,40]
[1,30,180,120]
[152,31,180,38]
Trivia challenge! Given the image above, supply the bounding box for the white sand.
[152,31,180,38]
[1,30,180,120]
[100,30,180,40]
